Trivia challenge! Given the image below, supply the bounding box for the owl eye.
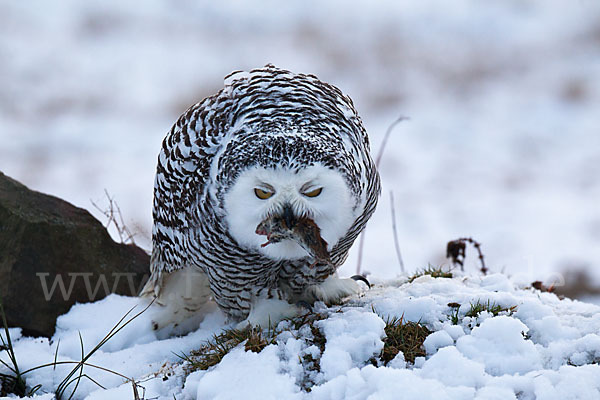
[254,188,274,199]
[303,187,322,198]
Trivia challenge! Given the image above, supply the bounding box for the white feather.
[236,297,304,329]
[306,274,361,304]
[148,267,214,332]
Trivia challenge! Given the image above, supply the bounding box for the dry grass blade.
[1,295,146,399]
[374,116,409,168]
[379,315,431,365]
[64,333,86,400]
[0,299,27,397]
[23,360,132,380]
[53,340,60,371]
[51,299,154,399]
[356,115,409,275]
[389,191,405,273]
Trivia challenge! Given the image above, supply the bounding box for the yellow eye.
[254,188,274,200]
[303,187,322,198]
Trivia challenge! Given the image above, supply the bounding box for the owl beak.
[281,204,297,229]
[255,205,331,266]
[254,203,297,241]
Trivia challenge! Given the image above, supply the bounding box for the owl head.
[213,66,374,261]
[223,163,358,260]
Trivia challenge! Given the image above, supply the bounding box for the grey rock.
[0,172,150,337]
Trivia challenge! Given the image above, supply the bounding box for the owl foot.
[306,274,363,305]
[296,300,313,312]
[236,298,307,330]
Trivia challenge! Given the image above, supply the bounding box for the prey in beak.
[255,205,331,267]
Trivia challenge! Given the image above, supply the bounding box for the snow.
[192,346,302,400]
[3,274,600,399]
[1,0,599,289]
[455,316,541,376]
[423,329,454,355]
[419,346,486,388]
[317,309,385,381]
[310,365,476,400]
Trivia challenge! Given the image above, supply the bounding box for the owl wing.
[149,92,232,276]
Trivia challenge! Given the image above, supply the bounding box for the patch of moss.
[379,316,431,365]
[182,327,278,372]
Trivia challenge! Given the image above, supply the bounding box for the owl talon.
[351,274,371,289]
[306,275,362,305]
[296,300,313,312]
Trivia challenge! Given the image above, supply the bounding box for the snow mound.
[2,273,600,399]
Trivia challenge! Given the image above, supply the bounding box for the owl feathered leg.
[140,266,214,331]
[236,274,362,329]
[235,289,307,329]
[303,273,362,305]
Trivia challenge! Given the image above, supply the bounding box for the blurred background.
[1,0,599,299]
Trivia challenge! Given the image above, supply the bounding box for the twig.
[132,379,141,400]
[375,116,409,168]
[356,116,408,275]
[446,237,487,274]
[91,189,137,245]
[389,191,405,273]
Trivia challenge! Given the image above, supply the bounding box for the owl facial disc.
[223,164,358,261]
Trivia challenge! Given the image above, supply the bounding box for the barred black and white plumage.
[140,65,381,329]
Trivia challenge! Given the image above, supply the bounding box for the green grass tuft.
[182,327,278,372]
[447,302,461,325]
[408,265,453,283]
[465,300,517,319]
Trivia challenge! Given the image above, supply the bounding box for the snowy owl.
[140,65,381,329]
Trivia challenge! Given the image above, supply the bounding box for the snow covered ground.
[1,0,599,289]
[2,2,600,398]
[3,273,600,399]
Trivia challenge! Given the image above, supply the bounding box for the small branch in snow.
[91,189,137,245]
[446,237,488,275]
